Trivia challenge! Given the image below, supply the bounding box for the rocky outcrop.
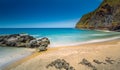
[46,59,75,70]
[79,58,97,70]
[0,34,50,51]
[36,37,50,51]
[76,0,120,31]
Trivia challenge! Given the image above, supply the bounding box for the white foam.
[49,36,120,47]
[95,29,112,32]
[91,34,108,36]
[0,48,34,69]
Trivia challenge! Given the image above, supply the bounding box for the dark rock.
[79,58,93,67]
[6,41,16,47]
[46,59,75,70]
[0,34,50,51]
[19,38,26,42]
[79,58,97,70]
[66,66,75,70]
[17,43,27,47]
[93,59,103,64]
[0,36,4,41]
[110,25,120,31]
[105,57,115,64]
[28,40,38,48]
[37,45,47,51]
[38,37,50,44]
[0,40,6,44]
[37,37,50,51]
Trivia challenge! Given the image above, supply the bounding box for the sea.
[0,28,120,69]
[0,28,120,47]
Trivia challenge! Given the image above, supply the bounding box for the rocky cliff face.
[76,0,120,31]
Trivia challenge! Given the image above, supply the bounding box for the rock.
[66,66,75,70]
[105,57,115,64]
[76,0,120,31]
[0,34,50,51]
[93,59,103,64]
[37,37,50,51]
[37,45,47,51]
[0,40,6,44]
[0,36,4,42]
[17,43,27,47]
[7,37,18,42]
[110,25,120,31]
[28,39,38,48]
[9,34,20,38]
[79,58,97,70]
[6,41,16,46]
[46,59,75,70]
[38,37,50,44]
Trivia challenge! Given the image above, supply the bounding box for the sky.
[0,0,103,28]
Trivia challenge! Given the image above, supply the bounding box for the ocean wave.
[49,36,120,47]
[91,34,108,36]
[95,29,112,32]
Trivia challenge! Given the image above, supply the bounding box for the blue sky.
[0,0,102,28]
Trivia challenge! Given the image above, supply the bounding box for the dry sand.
[4,39,120,70]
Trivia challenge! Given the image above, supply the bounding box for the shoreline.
[0,48,35,70]
[3,38,120,70]
[49,36,120,47]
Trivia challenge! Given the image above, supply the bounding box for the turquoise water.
[0,28,120,68]
[0,28,120,47]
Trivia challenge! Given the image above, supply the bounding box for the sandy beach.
[3,39,120,70]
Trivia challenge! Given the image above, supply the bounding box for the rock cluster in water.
[46,59,75,70]
[0,34,50,51]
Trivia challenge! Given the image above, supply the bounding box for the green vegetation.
[76,0,120,31]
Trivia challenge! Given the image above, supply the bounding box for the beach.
[3,39,120,70]
[0,48,35,70]
[0,0,120,70]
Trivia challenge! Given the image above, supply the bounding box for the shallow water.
[0,28,120,47]
[0,47,34,69]
[0,28,120,69]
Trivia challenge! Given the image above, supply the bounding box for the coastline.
[3,38,120,70]
[0,48,35,70]
[50,36,120,47]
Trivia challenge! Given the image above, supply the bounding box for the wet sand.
[3,39,120,70]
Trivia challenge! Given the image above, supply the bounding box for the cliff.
[76,0,120,31]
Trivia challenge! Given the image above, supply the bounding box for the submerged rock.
[0,34,50,51]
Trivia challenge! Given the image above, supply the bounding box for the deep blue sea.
[0,28,120,68]
[0,28,120,47]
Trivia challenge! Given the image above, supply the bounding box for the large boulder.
[6,41,16,46]
[0,34,50,51]
[36,37,50,51]
[28,39,38,48]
